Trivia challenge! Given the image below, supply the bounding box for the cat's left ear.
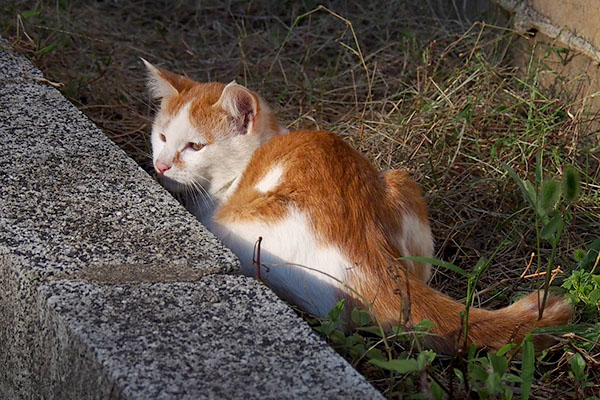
[216,82,260,135]
[141,58,193,99]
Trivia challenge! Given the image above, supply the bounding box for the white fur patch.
[167,102,194,142]
[254,165,284,193]
[213,207,349,317]
[398,213,434,281]
[152,102,193,167]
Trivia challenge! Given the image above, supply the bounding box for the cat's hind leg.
[381,169,433,282]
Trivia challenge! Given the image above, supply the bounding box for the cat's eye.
[188,142,205,151]
[159,133,166,142]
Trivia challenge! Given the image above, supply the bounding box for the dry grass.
[2,0,599,397]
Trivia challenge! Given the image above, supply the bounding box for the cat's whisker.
[139,151,153,160]
[188,179,213,212]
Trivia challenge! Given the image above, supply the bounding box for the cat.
[142,59,572,354]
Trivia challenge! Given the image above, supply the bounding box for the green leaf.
[467,342,478,361]
[539,179,561,213]
[346,333,364,345]
[39,44,57,54]
[485,372,502,395]
[590,288,600,305]
[400,29,415,38]
[328,329,346,345]
[563,166,581,202]
[328,299,345,321]
[316,300,345,336]
[430,378,444,400]
[570,353,586,382]
[369,357,421,374]
[496,343,516,357]
[533,323,594,335]
[417,350,436,369]
[457,102,472,124]
[503,373,523,383]
[488,353,508,376]
[469,364,489,382]
[276,89,286,102]
[524,181,538,208]
[398,256,467,277]
[414,319,435,332]
[350,308,372,327]
[502,163,535,208]
[521,336,535,400]
[541,215,564,240]
[366,348,384,361]
[580,239,600,270]
[473,257,488,276]
[20,10,40,19]
[347,343,366,359]
[573,248,587,263]
[355,326,383,336]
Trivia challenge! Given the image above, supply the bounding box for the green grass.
[1,1,598,397]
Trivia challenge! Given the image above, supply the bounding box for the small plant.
[312,299,551,399]
[311,300,444,397]
[562,342,600,398]
[562,239,600,317]
[454,339,531,400]
[313,300,380,362]
[17,6,65,59]
[503,157,582,315]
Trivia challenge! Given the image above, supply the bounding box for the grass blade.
[398,256,467,277]
[502,163,535,208]
[521,335,535,400]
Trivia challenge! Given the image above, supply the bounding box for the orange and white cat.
[143,60,571,353]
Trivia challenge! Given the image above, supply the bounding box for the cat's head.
[143,59,286,199]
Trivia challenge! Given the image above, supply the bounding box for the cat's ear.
[216,81,260,135]
[141,58,192,99]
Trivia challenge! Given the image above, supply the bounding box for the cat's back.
[214,129,408,273]
[245,129,381,192]
[216,129,386,222]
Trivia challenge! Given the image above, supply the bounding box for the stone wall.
[495,0,600,113]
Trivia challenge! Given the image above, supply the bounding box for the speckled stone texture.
[0,45,382,399]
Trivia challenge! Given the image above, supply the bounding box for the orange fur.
[165,82,227,144]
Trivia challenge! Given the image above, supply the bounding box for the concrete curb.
[0,45,382,399]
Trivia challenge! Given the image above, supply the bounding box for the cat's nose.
[155,161,171,174]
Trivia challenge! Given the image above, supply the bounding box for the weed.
[562,239,600,317]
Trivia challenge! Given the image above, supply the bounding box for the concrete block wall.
[495,0,600,112]
[0,45,382,399]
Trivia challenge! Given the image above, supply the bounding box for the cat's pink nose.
[155,161,171,174]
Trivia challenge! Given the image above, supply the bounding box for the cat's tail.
[372,277,572,354]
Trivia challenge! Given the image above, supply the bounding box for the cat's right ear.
[141,58,191,99]
[216,82,260,136]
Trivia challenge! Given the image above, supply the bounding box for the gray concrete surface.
[0,45,382,399]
